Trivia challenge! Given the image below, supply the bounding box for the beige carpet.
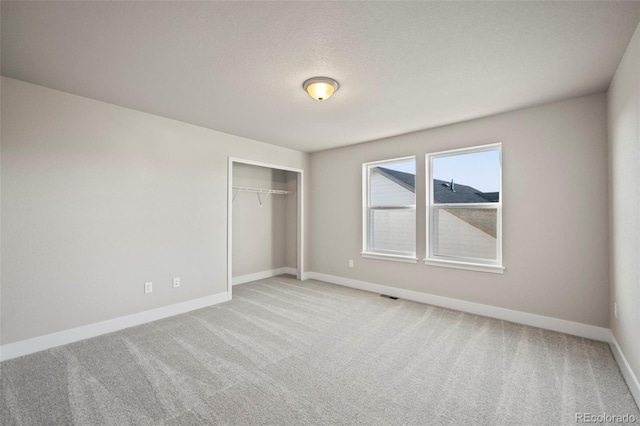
[1,275,638,425]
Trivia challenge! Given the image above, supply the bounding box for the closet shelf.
[232,186,295,205]
[232,186,294,195]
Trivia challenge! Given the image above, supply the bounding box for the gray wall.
[0,77,308,344]
[608,23,640,385]
[232,164,297,277]
[309,93,609,327]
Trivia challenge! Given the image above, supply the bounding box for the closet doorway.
[227,158,304,298]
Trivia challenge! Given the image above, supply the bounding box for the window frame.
[425,143,504,274]
[362,156,418,263]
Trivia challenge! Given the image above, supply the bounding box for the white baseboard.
[609,332,640,407]
[0,291,230,362]
[306,272,611,342]
[232,267,297,285]
[2,272,637,409]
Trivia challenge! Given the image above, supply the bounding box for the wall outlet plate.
[144,282,153,294]
[349,260,354,268]
[614,302,618,319]
[173,277,181,288]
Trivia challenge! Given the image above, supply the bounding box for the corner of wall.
[606,18,640,405]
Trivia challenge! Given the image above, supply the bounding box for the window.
[362,157,417,262]
[426,144,504,273]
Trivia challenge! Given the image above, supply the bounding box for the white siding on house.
[371,209,415,254]
[370,170,414,206]
[368,169,416,254]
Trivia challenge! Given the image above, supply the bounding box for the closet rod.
[232,186,295,205]
[232,186,294,195]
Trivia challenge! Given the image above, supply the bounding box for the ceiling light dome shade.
[303,77,339,101]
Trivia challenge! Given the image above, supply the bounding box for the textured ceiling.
[2,1,639,152]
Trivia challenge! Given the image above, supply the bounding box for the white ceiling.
[2,2,639,153]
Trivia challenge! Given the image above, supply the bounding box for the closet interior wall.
[232,163,297,278]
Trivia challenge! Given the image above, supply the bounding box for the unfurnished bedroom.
[1,1,639,425]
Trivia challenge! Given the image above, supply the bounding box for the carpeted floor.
[1,275,638,425]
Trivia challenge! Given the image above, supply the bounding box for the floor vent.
[380,294,399,300]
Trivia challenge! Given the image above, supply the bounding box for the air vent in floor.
[380,294,399,300]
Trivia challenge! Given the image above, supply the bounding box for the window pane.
[433,149,499,204]
[370,160,415,207]
[370,209,415,254]
[433,208,497,260]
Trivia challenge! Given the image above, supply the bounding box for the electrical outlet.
[614,302,618,319]
[173,277,181,288]
[144,282,153,294]
[349,259,354,268]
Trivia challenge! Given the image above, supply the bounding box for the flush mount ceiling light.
[303,77,339,101]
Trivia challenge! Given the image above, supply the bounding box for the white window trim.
[361,252,418,263]
[424,143,504,273]
[424,258,505,274]
[362,156,417,262]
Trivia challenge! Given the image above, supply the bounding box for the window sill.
[423,258,505,274]
[361,252,418,264]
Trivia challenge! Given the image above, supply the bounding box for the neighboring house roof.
[373,167,498,237]
[374,167,415,193]
[433,179,499,204]
[374,167,499,204]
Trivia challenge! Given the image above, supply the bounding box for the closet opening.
[227,158,304,298]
